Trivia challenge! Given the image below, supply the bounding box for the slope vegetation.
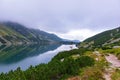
[80,27,120,48]
[0,22,62,45]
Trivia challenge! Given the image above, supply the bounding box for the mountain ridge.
[0,21,63,45]
[79,26,120,48]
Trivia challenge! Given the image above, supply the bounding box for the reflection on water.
[0,44,77,73]
[0,44,61,64]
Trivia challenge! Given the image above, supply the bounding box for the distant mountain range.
[62,39,80,44]
[79,27,120,48]
[0,22,79,45]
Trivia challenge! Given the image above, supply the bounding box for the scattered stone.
[67,76,81,80]
[60,58,64,62]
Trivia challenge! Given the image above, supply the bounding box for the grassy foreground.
[1,47,120,80]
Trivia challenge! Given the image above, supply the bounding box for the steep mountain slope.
[0,22,62,45]
[79,27,120,48]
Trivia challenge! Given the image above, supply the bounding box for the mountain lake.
[0,44,77,73]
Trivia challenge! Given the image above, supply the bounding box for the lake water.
[0,44,77,73]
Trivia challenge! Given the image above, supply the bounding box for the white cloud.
[0,0,120,40]
[55,29,104,41]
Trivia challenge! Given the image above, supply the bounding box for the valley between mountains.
[0,22,120,80]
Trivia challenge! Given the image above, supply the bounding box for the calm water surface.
[0,44,77,73]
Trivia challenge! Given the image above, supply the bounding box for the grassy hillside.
[0,22,63,45]
[79,27,120,48]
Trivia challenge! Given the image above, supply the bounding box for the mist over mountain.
[0,21,79,46]
[0,21,63,45]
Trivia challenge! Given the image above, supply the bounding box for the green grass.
[101,48,120,59]
[0,25,26,39]
[111,69,120,80]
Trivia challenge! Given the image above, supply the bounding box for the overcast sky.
[0,0,120,41]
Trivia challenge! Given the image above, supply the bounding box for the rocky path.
[104,54,120,80]
[105,54,120,68]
